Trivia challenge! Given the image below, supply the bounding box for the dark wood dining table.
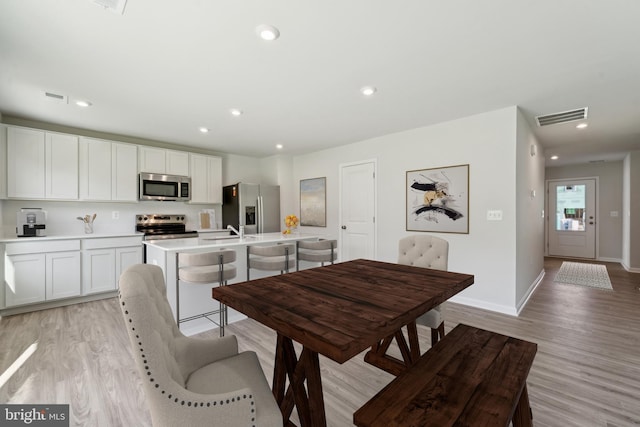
[212,258,474,427]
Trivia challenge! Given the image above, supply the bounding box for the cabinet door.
[79,137,112,200]
[189,153,209,204]
[138,146,166,173]
[7,127,46,199]
[46,132,79,199]
[46,251,81,300]
[0,125,7,199]
[82,249,116,295]
[209,156,222,204]
[112,142,138,201]
[5,253,46,307]
[166,149,189,176]
[115,247,142,287]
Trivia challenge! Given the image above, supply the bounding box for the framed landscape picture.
[406,164,469,234]
[300,177,326,227]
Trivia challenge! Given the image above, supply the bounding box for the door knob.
[341,225,347,229]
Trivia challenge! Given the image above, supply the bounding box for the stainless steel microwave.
[139,173,191,201]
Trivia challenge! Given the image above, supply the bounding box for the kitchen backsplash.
[0,199,221,237]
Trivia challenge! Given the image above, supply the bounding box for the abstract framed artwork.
[406,164,469,234]
[300,177,327,227]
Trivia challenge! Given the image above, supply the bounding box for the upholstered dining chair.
[177,249,236,337]
[296,239,337,270]
[118,264,283,427]
[398,235,449,347]
[246,243,296,280]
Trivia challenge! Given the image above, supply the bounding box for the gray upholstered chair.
[176,249,236,337]
[398,235,449,347]
[246,243,295,280]
[118,264,283,427]
[296,239,337,270]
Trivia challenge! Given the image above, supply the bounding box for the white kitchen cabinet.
[139,146,189,176]
[82,236,143,295]
[79,137,112,200]
[189,153,222,204]
[0,125,7,199]
[80,138,138,201]
[46,251,82,300]
[4,240,81,307]
[112,142,138,201]
[7,127,46,199]
[45,132,78,199]
[5,253,46,306]
[7,127,78,200]
[82,248,116,295]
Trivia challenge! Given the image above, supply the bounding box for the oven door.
[139,173,181,201]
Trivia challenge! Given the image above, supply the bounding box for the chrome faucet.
[227,225,244,238]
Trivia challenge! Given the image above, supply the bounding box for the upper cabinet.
[7,127,78,200]
[0,125,7,199]
[79,137,138,202]
[139,146,189,176]
[190,153,222,204]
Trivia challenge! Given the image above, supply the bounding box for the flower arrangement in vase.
[283,214,299,234]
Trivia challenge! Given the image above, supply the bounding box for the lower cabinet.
[82,237,142,295]
[4,240,81,307]
[3,236,142,309]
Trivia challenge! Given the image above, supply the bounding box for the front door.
[547,178,597,258]
[339,160,376,261]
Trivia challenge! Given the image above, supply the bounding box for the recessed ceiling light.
[199,127,209,133]
[75,100,92,107]
[576,123,588,129]
[550,155,559,160]
[230,108,243,117]
[256,25,280,41]
[361,86,377,96]
[276,144,283,150]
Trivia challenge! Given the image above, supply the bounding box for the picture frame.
[406,164,469,234]
[300,177,327,227]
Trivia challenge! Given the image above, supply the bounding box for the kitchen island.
[144,232,320,336]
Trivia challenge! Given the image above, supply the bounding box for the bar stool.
[296,239,337,270]
[176,249,236,337]
[246,243,296,280]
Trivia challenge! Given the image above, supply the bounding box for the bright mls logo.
[1,405,69,426]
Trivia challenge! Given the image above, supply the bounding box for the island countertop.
[143,232,317,252]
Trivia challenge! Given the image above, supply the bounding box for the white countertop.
[0,232,144,243]
[143,232,317,252]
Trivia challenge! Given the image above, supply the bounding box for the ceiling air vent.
[535,107,588,127]
[45,92,67,103]
[91,0,127,15]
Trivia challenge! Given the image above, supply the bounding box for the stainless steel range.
[136,214,198,240]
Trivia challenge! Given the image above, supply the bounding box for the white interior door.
[339,160,376,261]
[547,178,597,258]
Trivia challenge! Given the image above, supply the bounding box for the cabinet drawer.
[82,236,143,250]
[6,240,80,255]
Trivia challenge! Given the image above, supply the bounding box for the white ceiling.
[1,0,640,166]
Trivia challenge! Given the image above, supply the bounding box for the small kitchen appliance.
[17,208,47,237]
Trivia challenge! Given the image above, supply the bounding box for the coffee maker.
[17,208,47,237]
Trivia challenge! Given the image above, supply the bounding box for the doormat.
[554,261,613,290]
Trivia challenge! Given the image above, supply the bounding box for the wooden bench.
[354,323,537,427]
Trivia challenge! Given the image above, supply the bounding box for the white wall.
[626,151,640,271]
[515,109,546,310]
[293,106,525,314]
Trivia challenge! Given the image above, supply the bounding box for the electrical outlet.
[487,210,503,221]
[112,211,119,220]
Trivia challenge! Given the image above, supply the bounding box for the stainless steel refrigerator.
[222,183,281,234]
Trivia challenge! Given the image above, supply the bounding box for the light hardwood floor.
[1,258,639,426]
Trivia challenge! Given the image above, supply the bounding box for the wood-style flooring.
[1,258,639,426]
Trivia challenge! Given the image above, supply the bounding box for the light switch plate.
[487,210,503,221]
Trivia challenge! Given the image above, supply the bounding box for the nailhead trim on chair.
[118,293,258,426]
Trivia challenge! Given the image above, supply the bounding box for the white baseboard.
[598,257,622,263]
[448,295,518,316]
[621,261,640,273]
[516,269,545,315]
